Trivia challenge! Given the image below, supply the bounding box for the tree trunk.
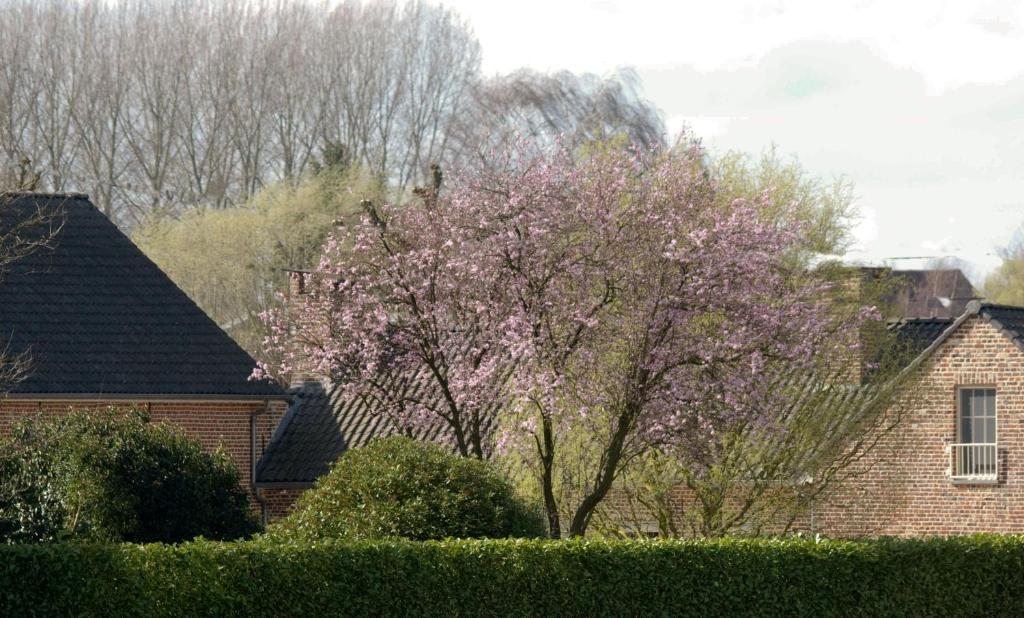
[567,405,636,537]
[539,416,560,538]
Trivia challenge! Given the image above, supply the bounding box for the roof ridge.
[977,301,1024,312]
[0,191,89,200]
[889,316,955,323]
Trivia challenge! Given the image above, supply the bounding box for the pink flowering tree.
[256,139,875,537]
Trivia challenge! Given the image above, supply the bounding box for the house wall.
[259,488,307,521]
[0,399,288,510]
[814,315,1024,536]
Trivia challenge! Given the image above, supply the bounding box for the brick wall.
[0,398,288,510]
[259,488,307,521]
[814,314,1024,536]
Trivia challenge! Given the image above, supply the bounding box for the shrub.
[0,408,257,543]
[270,437,545,541]
[2,536,1024,616]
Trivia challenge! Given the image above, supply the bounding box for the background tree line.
[0,0,662,226]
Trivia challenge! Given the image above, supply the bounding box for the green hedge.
[2,536,1024,617]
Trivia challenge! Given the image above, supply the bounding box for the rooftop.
[0,193,285,399]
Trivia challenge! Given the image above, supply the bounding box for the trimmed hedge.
[2,536,1024,616]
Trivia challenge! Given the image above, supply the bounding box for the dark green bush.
[0,408,257,543]
[2,536,1024,616]
[270,436,545,541]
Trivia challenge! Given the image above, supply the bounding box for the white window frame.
[949,387,998,484]
[957,387,997,445]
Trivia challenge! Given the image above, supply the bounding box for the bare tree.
[71,2,131,218]
[0,0,661,225]
[0,191,66,394]
[446,68,665,172]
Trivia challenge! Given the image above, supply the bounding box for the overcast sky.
[444,0,1024,283]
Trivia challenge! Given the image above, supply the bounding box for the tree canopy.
[134,165,383,354]
[257,139,880,537]
[983,226,1024,306]
[0,0,662,225]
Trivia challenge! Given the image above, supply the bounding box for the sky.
[443,0,1024,284]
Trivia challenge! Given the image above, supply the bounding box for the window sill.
[950,477,999,485]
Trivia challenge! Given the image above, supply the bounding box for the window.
[951,388,997,482]
[959,388,996,444]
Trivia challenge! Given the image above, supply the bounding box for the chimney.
[287,270,310,298]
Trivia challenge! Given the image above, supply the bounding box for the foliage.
[984,225,1024,306]
[710,146,857,259]
[134,166,383,355]
[2,536,1024,616]
[258,139,880,537]
[269,437,545,541]
[0,408,256,543]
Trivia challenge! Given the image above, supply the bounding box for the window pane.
[961,390,973,418]
[973,390,986,418]
[958,389,997,444]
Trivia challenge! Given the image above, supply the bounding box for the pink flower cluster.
[256,138,875,462]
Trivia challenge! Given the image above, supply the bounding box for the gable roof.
[0,192,284,399]
[980,304,1024,352]
[256,378,500,486]
[886,301,1024,376]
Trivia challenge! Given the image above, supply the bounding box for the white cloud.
[447,0,1024,91]
[443,0,1024,278]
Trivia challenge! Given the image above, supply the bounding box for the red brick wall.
[0,398,287,509]
[814,315,1024,536]
[259,488,306,521]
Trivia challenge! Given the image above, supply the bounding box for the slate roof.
[256,376,500,485]
[888,317,954,358]
[0,192,285,399]
[977,304,1024,353]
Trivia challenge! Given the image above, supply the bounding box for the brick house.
[0,192,290,521]
[815,301,1024,536]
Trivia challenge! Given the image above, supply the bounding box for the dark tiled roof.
[256,378,499,485]
[0,193,284,398]
[978,304,1024,353]
[888,317,954,358]
[883,302,1024,371]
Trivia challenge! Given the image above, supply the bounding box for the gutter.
[250,400,271,527]
[1,392,291,402]
[252,481,315,490]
